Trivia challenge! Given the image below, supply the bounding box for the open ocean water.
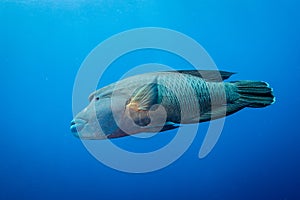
[1,1,300,199]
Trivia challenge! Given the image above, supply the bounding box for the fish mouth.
[70,118,87,133]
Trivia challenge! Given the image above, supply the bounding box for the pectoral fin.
[126,83,158,126]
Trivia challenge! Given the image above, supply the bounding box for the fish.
[70,70,275,139]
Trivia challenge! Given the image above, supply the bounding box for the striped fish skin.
[70,70,275,139]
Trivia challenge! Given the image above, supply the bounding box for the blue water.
[1,1,300,199]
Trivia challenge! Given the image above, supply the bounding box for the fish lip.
[70,118,87,133]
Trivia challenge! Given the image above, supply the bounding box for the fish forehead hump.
[88,72,160,100]
[88,71,212,101]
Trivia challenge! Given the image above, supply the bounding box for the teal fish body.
[70,70,275,139]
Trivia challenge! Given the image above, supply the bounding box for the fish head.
[70,78,180,139]
[70,94,126,139]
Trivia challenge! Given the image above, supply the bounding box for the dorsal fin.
[169,70,235,82]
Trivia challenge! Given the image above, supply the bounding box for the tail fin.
[232,81,275,108]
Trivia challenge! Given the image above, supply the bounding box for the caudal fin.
[232,81,275,108]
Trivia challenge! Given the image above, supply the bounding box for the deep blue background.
[1,1,299,199]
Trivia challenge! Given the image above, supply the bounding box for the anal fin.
[200,103,245,122]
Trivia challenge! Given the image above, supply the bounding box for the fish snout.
[70,118,87,133]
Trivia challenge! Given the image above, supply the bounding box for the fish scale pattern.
[157,73,221,123]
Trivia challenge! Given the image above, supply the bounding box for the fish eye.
[95,97,100,101]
